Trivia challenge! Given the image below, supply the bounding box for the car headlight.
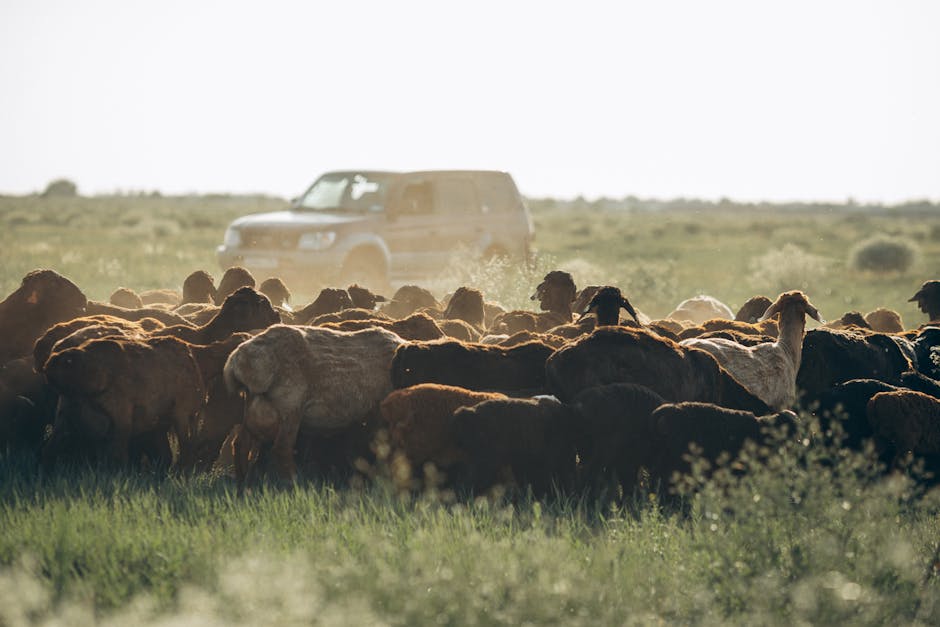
[298,231,337,250]
[223,227,241,247]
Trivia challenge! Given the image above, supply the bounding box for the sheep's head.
[760,291,823,324]
[183,270,217,304]
[215,267,255,305]
[383,285,439,318]
[217,287,280,332]
[530,270,577,314]
[1,269,87,320]
[109,287,142,309]
[443,286,485,327]
[44,343,113,397]
[582,286,639,326]
[734,295,772,323]
[909,280,940,320]
[347,284,386,310]
[259,277,292,309]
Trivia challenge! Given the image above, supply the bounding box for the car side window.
[399,182,433,215]
[433,178,479,214]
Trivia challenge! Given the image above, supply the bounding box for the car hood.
[230,211,371,229]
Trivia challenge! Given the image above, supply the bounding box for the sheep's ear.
[759,300,781,322]
[581,296,598,316]
[620,297,639,323]
[374,294,387,302]
[26,290,40,305]
[804,302,823,323]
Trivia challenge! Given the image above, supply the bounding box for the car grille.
[240,229,300,250]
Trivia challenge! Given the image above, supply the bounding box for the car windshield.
[294,172,392,213]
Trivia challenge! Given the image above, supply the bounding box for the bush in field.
[748,243,829,294]
[849,235,919,273]
[41,178,78,198]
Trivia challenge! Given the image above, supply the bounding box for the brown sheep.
[391,339,556,395]
[443,287,485,328]
[496,330,568,349]
[380,285,441,319]
[452,396,579,495]
[489,310,539,335]
[109,287,143,309]
[293,288,354,324]
[867,390,940,459]
[437,319,481,342]
[151,287,279,345]
[734,296,772,323]
[545,327,771,414]
[347,284,386,310]
[677,317,779,341]
[310,308,392,325]
[259,277,291,310]
[0,269,87,363]
[667,295,734,325]
[320,312,445,341]
[483,301,506,329]
[182,270,218,304]
[42,336,206,467]
[139,288,182,306]
[33,315,163,373]
[215,267,256,305]
[85,300,191,327]
[865,308,904,334]
[173,303,220,326]
[181,333,253,470]
[224,325,407,483]
[488,271,577,335]
[379,384,506,470]
[649,402,798,488]
[823,311,872,331]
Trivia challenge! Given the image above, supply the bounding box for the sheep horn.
[620,297,639,323]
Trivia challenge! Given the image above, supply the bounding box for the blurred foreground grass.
[1,194,938,323]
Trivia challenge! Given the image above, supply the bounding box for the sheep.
[215,266,256,305]
[813,379,902,451]
[545,326,771,414]
[319,312,445,341]
[347,284,386,311]
[667,295,734,325]
[572,286,601,318]
[42,336,205,467]
[494,330,568,349]
[488,271,578,335]
[580,286,639,327]
[570,383,667,493]
[109,287,142,309]
[867,390,940,460]
[85,300,191,327]
[677,317,779,341]
[452,396,579,495]
[680,291,823,410]
[139,288,181,306]
[173,303,221,326]
[900,370,940,399]
[293,288,354,324]
[647,318,687,336]
[443,286,485,328]
[391,339,556,395]
[437,319,481,342]
[692,330,776,347]
[310,308,391,325]
[865,308,904,334]
[33,315,163,373]
[182,270,218,304]
[912,327,940,379]
[151,287,279,345]
[648,402,798,487]
[734,296,772,323]
[379,384,507,471]
[223,324,407,483]
[0,269,87,363]
[796,328,915,403]
[258,277,291,310]
[181,333,253,470]
[0,356,50,454]
[483,301,506,329]
[381,285,441,319]
[823,311,872,331]
[909,280,940,323]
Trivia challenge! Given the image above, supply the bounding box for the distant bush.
[41,178,78,198]
[850,235,919,273]
[748,243,829,294]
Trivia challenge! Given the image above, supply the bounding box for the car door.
[383,176,452,279]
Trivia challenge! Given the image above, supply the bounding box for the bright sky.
[1,0,938,202]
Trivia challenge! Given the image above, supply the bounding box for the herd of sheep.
[1,266,939,497]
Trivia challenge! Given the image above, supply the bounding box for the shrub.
[849,236,919,273]
[41,178,78,198]
[748,243,829,294]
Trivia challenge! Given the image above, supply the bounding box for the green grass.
[2,194,940,623]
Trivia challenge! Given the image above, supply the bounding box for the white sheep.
[667,295,734,325]
[680,291,823,410]
[223,324,406,483]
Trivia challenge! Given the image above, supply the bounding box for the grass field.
[1,194,939,624]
